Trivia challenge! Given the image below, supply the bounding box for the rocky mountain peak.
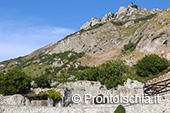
[80,3,162,30]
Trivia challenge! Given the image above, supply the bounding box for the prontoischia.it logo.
[72,94,161,104]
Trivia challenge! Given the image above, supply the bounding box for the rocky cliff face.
[80,3,162,30]
[44,8,169,57]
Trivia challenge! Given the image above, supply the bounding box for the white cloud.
[0,20,76,62]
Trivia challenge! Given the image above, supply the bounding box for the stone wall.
[0,99,170,113]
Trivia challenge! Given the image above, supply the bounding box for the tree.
[75,60,126,89]
[0,69,30,95]
[136,54,169,77]
[0,72,3,94]
[98,60,126,89]
[76,67,99,81]
[34,74,51,88]
[114,105,126,113]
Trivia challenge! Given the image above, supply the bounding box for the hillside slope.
[0,4,170,80]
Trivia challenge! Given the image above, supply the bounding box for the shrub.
[114,105,126,113]
[76,60,126,89]
[123,42,135,51]
[98,60,126,89]
[47,88,62,101]
[0,69,30,95]
[88,23,105,31]
[0,72,3,94]
[34,74,51,88]
[134,14,157,23]
[163,40,168,45]
[76,67,99,81]
[57,73,71,83]
[132,4,138,9]
[136,54,169,77]
[111,21,128,26]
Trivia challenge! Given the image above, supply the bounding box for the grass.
[88,23,105,31]
[111,20,128,26]
[23,64,51,78]
[78,55,92,64]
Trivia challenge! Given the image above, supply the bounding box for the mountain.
[0,3,170,78]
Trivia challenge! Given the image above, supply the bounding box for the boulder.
[0,94,30,106]
[52,61,64,68]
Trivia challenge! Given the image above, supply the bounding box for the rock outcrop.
[101,12,114,22]
[0,94,30,106]
[80,3,162,30]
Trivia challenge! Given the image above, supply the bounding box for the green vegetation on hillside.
[136,54,169,77]
[111,21,128,26]
[76,60,126,89]
[34,74,51,88]
[152,32,165,41]
[163,40,168,45]
[0,69,30,95]
[25,88,62,103]
[47,88,62,102]
[134,13,157,23]
[110,13,157,27]
[123,42,135,51]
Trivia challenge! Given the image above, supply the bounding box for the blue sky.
[0,0,170,62]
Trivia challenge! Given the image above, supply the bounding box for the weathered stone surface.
[101,12,114,22]
[31,100,48,106]
[115,6,127,20]
[125,60,137,66]
[32,59,40,63]
[63,88,72,107]
[0,94,30,106]
[91,18,101,26]
[80,21,92,30]
[124,79,144,89]
[52,61,64,68]
[124,21,134,27]
[1,99,170,113]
